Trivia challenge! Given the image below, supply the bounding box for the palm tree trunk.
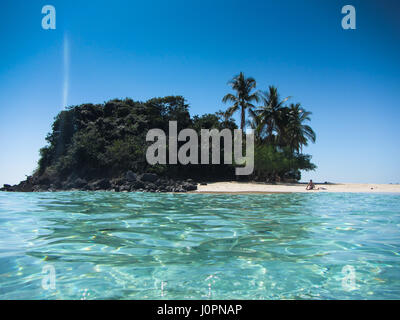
[241,104,245,131]
[267,120,273,144]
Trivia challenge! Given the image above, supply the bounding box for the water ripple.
[0,192,399,299]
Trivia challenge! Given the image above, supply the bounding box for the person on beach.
[306,179,318,190]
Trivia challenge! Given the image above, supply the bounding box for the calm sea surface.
[0,191,399,299]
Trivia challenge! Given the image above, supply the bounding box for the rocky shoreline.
[0,171,198,193]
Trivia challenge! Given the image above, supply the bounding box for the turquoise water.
[0,192,399,300]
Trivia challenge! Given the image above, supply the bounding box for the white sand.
[195,181,400,193]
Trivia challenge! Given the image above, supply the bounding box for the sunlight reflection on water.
[0,192,399,299]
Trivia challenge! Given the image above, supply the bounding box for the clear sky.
[0,0,399,185]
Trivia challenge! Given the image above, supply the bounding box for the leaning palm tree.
[222,72,259,131]
[246,111,265,145]
[257,86,291,145]
[285,103,316,153]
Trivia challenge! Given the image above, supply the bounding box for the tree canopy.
[36,75,316,184]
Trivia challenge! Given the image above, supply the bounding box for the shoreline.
[194,181,400,194]
[1,181,400,194]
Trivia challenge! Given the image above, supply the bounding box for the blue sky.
[0,0,399,185]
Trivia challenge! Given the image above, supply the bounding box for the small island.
[1,73,317,193]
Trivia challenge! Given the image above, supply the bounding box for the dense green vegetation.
[35,72,316,185]
[37,96,237,183]
[222,72,316,181]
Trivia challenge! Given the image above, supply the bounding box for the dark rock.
[37,174,52,186]
[14,180,34,192]
[33,185,44,192]
[145,182,156,191]
[126,170,137,182]
[74,178,87,188]
[140,173,158,183]
[89,179,111,190]
[182,182,197,191]
[52,180,62,189]
[7,169,200,193]
[131,180,145,190]
[111,177,126,186]
[119,184,130,192]
[174,186,185,192]
[2,184,15,192]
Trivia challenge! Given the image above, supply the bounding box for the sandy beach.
[195,181,400,193]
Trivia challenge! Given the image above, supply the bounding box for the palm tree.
[246,112,264,145]
[222,72,259,131]
[257,86,291,144]
[285,103,316,153]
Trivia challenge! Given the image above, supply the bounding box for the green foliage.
[37,83,317,183]
[37,96,236,180]
[254,145,316,181]
[222,72,260,130]
[222,77,317,181]
[192,113,237,132]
